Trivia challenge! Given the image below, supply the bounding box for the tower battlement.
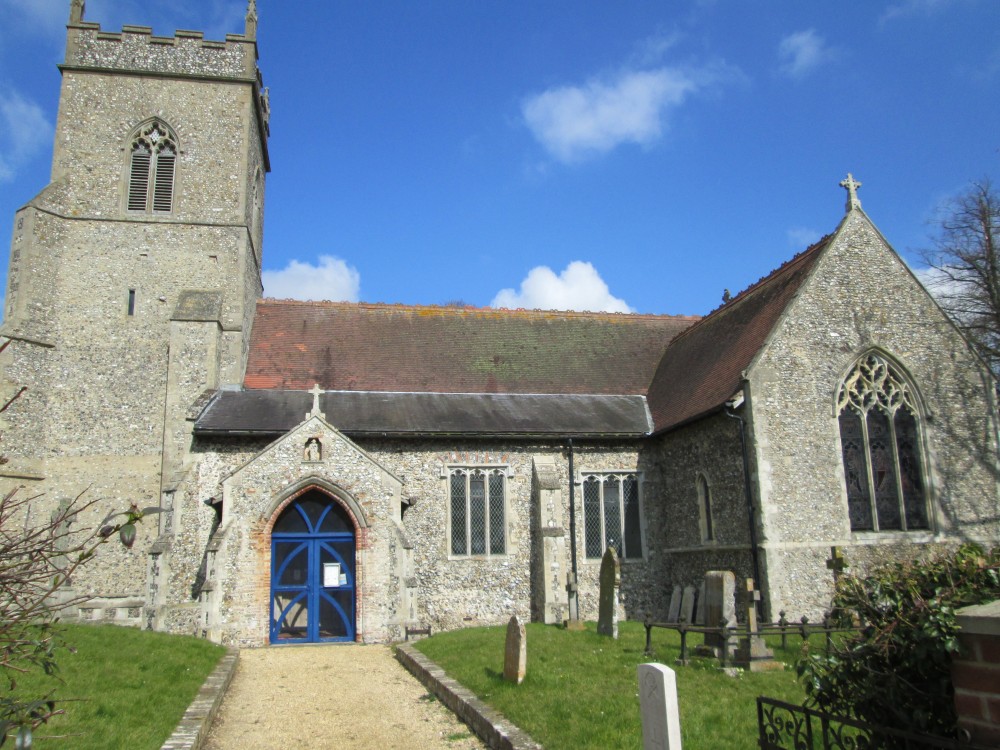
[65,21,258,82]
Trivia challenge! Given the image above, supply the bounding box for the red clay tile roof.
[646,235,832,433]
[244,302,698,395]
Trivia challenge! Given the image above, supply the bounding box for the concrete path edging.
[161,648,239,750]
[395,643,542,750]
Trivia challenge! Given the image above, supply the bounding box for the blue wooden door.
[270,492,356,643]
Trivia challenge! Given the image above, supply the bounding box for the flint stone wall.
[748,211,1000,620]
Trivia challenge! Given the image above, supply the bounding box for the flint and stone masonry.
[1,3,997,646]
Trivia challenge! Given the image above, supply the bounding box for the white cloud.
[522,66,711,163]
[786,227,822,248]
[0,88,53,183]
[881,0,961,24]
[777,29,837,79]
[262,255,361,302]
[491,261,634,313]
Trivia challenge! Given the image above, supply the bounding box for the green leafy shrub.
[797,543,1000,737]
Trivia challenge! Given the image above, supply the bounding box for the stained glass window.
[583,473,642,559]
[836,353,928,532]
[449,468,506,556]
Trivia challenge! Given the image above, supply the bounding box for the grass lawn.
[414,620,810,750]
[8,622,225,749]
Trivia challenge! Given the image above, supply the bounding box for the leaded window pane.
[488,471,505,554]
[867,409,901,530]
[622,475,641,558]
[469,473,487,554]
[895,407,928,530]
[583,477,602,558]
[839,411,873,530]
[603,477,622,556]
[450,472,467,555]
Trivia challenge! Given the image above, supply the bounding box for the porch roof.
[193,389,652,439]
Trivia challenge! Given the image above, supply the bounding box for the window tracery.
[836,352,928,532]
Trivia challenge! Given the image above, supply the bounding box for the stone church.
[1,2,997,646]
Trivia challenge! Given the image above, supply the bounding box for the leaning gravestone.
[700,570,738,656]
[666,585,682,623]
[680,586,696,625]
[503,615,526,684]
[638,662,683,749]
[597,546,621,638]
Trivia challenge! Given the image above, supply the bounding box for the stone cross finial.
[69,0,85,24]
[245,0,258,40]
[840,173,862,212]
[306,383,325,420]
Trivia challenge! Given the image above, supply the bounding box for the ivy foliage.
[797,544,1000,738]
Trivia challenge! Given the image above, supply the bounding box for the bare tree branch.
[919,179,1000,375]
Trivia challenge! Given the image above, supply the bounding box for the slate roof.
[194,390,652,438]
[244,302,697,395]
[646,235,832,433]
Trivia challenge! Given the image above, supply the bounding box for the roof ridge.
[257,297,700,322]
[664,233,833,345]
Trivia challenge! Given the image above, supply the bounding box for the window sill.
[849,529,936,545]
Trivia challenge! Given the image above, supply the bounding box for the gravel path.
[203,644,486,750]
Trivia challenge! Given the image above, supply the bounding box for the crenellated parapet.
[64,21,258,82]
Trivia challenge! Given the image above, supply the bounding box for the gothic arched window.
[836,352,929,532]
[126,121,177,214]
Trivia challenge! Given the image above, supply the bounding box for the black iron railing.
[757,697,992,750]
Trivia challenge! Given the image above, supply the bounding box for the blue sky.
[1,0,998,316]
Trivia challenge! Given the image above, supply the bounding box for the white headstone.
[638,662,682,749]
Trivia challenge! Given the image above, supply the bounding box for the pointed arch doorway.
[270,489,356,643]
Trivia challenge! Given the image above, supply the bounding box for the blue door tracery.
[270,490,356,643]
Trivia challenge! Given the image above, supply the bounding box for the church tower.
[0,1,270,623]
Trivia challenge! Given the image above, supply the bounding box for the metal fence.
[642,611,858,665]
[757,697,993,750]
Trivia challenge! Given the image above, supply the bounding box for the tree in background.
[0,479,158,747]
[797,544,1000,738]
[919,179,1000,374]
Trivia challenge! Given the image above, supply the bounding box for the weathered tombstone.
[503,615,526,684]
[695,582,706,625]
[679,586,696,624]
[733,578,781,672]
[638,663,683,749]
[666,585,682,623]
[699,571,738,657]
[597,547,621,638]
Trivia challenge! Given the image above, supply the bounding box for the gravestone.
[700,571,738,657]
[503,615,526,684]
[733,578,781,672]
[597,547,621,638]
[680,586,696,624]
[666,585,682,623]
[638,663,682,749]
[695,582,706,625]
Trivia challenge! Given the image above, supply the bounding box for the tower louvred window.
[126,122,177,213]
